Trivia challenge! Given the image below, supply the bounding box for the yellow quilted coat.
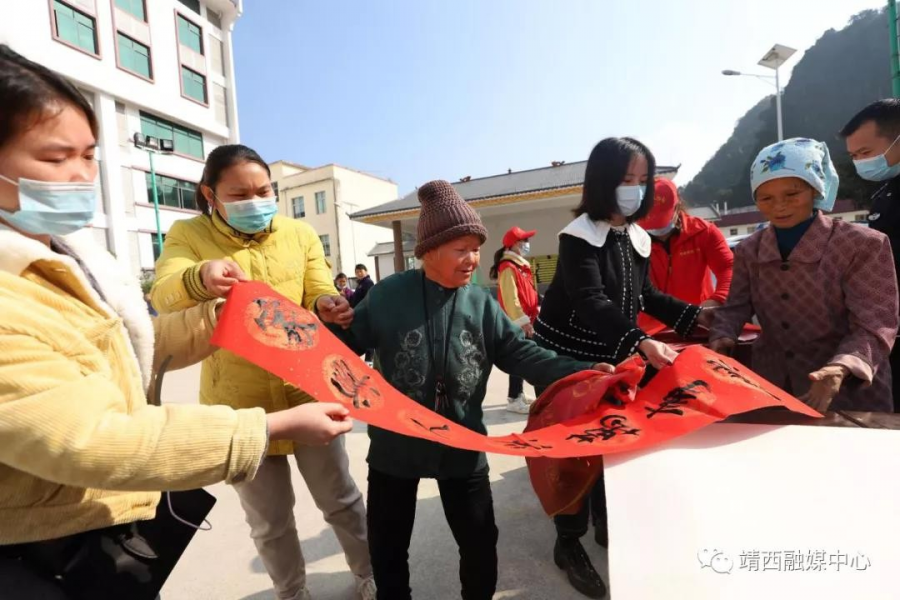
[152,212,336,455]
[0,228,267,544]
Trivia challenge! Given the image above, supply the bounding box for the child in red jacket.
[490,226,540,413]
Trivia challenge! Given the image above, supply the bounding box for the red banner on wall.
[212,281,818,466]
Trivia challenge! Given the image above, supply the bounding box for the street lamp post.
[770,66,783,141]
[758,45,795,141]
[133,134,174,253]
[147,149,162,251]
[890,0,900,97]
[722,44,796,142]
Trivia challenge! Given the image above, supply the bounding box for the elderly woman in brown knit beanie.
[332,180,613,600]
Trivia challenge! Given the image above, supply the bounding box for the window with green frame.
[177,0,200,14]
[53,1,98,55]
[145,172,198,211]
[177,15,203,55]
[139,111,204,159]
[181,67,207,103]
[117,33,152,79]
[114,0,145,21]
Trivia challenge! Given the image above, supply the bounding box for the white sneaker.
[521,392,537,405]
[357,575,377,600]
[506,395,531,414]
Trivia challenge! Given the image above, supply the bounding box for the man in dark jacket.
[350,264,374,308]
[842,99,900,411]
[350,264,376,363]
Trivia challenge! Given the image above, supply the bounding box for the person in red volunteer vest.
[637,178,734,332]
[490,226,541,413]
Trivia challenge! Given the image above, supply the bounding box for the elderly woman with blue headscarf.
[709,138,899,413]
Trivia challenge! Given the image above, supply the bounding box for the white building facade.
[0,0,242,274]
[270,161,399,281]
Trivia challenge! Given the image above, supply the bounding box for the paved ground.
[160,364,609,600]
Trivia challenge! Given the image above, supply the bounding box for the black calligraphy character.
[706,358,758,387]
[566,414,641,444]
[504,438,553,451]
[411,419,451,435]
[254,298,318,347]
[706,358,781,402]
[253,298,273,330]
[330,358,381,409]
[566,432,600,444]
[645,380,710,418]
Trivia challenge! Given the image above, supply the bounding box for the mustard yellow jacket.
[0,228,267,544]
[152,213,336,455]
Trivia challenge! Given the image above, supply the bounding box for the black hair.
[336,272,347,279]
[840,99,900,139]
[355,264,368,272]
[197,144,271,216]
[574,137,656,223]
[0,44,98,149]
[489,246,506,280]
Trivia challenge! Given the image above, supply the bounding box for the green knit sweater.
[335,269,592,479]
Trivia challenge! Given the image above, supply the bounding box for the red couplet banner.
[212,281,819,467]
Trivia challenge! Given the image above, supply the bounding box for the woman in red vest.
[490,226,540,414]
[637,178,734,332]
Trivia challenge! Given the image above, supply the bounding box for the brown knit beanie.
[415,180,487,258]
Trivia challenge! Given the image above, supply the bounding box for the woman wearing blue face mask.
[151,145,376,600]
[0,45,354,599]
[532,137,712,599]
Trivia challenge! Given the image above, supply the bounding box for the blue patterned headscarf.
[750,138,839,212]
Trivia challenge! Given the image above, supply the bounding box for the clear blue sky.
[233,0,884,197]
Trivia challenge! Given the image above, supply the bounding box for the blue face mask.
[616,185,646,217]
[853,134,900,182]
[0,173,97,236]
[220,196,278,234]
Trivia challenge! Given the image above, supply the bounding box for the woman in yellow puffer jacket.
[0,45,353,599]
[151,145,376,600]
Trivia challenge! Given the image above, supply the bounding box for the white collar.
[558,214,651,258]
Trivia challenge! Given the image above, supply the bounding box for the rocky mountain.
[682,9,892,209]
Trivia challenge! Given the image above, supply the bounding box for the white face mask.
[518,241,531,256]
[616,185,646,217]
